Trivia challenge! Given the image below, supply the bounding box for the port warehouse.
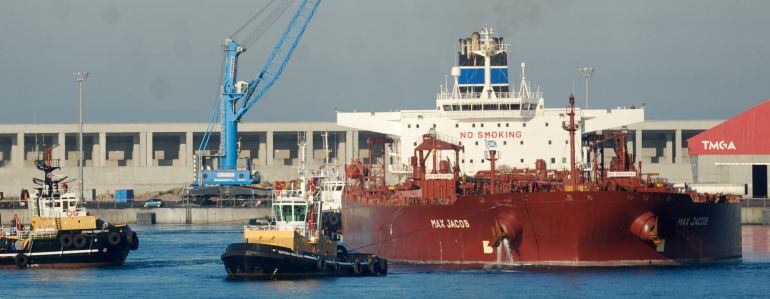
[0,116,768,198]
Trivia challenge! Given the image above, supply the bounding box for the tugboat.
[221,137,387,279]
[314,131,345,234]
[0,147,139,268]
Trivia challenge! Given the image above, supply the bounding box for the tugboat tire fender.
[328,213,340,226]
[353,259,362,274]
[378,258,388,275]
[108,232,122,246]
[59,234,74,248]
[73,234,88,249]
[316,257,326,271]
[14,253,29,268]
[128,231,139,250]
[367,257,377,274]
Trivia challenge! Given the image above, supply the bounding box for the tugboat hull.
[0,228,137,269]
[222,243,386,279]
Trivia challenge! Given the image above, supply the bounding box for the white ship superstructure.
[337,26,644,174]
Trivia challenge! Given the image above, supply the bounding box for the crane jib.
[195,0,321,187]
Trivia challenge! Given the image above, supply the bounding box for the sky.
[1,0,769,124]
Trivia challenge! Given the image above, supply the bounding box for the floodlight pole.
[579,67,594,109]
[73,72,89,201]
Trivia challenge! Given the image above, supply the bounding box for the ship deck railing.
[0,227,58,240]
[273,189,306,199]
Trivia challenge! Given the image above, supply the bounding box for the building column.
[306,130,314,160]
[99,132,107,167]
[337,132,346,163]
[131,135,142,167]
[186,131,193,167]
[266,131,274,166]
[635,130,643,163]
[345,130,354,162]
[665,132,673,164]
[13,133,24,168]
[146,132,154,167]
[56,132,66,162]
[352,130,360,158]
[89,135,97,167]
[137,132,146,167]
[259,133,267,166]
[674,129,682,164]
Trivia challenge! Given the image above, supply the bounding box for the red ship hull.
[342,191,741,266]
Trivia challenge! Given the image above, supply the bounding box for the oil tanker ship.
[337,27,741,266]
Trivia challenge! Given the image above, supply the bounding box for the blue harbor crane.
[193,0,320,195]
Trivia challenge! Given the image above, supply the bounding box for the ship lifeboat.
[629,212,661,245]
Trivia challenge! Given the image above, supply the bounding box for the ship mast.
[470,26,506,100]
[564,94,578,190]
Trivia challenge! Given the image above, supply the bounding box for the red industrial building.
[688,99,770,198]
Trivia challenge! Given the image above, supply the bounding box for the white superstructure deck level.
[337,26,644,174]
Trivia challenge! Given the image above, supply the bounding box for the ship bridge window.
[70,201,76,207]
[282,205,293,221]
[293,205,307,222]
[452,105,460,111]
[462,104,471,111]
[54,202,61,208]
[483,104,498,110]
[500,104,510,110]
[274,205,283,221]
[443,105,451,111]
[336,186,343,191]
[512,104,520,110]
[472,104,481,111]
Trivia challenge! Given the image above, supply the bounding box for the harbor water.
[2,225,770,298]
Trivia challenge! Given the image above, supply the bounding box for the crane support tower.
[189,0,321,203]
